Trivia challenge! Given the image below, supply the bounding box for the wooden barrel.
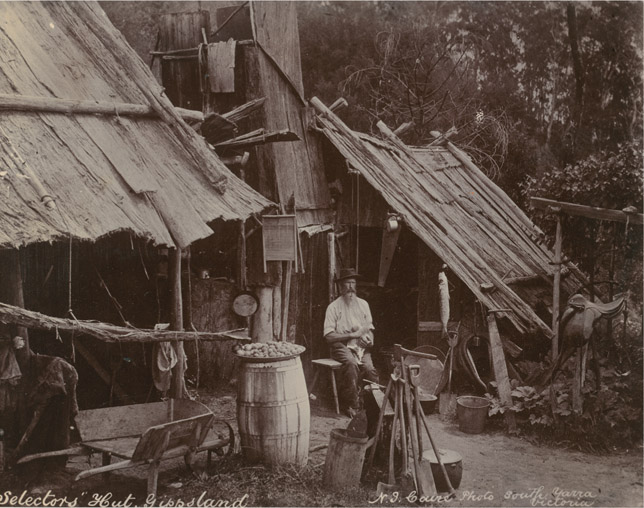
[237,356,310,466]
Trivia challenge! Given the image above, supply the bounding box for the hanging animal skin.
[438,266,449,339]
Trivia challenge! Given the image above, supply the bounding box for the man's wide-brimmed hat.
[335,268,362,282]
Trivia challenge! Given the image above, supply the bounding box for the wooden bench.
[18,399,232,497]
[308,358,342,414]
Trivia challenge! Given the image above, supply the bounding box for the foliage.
[523,140,643,298]
[486,355,643,452]
[299,2,642,191]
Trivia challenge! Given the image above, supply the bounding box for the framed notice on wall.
[262,215,298,272]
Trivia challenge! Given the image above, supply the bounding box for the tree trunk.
[566,3,585,158]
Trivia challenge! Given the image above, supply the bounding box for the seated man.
[324,268,379,417]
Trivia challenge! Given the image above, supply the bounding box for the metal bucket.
[456,395,489,434]
[422,448,463,492]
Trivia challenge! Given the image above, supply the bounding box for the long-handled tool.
[439,326,460,415]
[376,373,401,497]
[402,360,436,497]
[396,369,416,493]
[388,378,399,485]
[410,364,456,498]
[366,376,393,471]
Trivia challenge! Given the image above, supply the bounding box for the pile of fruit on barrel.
[234,341,305,359]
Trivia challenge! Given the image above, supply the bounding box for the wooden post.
[239,170,248,290]
[272,284,281,341]
[251,286,273,342]
[158,11,210,111]
[169,248,186,399]
[607,237,616,341]
[280,261,292,342]
[0,250,29,357]
[327,232,336,303]
[101,452,112,483]
[486,313,517,431]
[572,350,583,413]
[552,212,563,360]
[147,460,160,498]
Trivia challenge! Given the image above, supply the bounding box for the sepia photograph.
[0,1,641,506]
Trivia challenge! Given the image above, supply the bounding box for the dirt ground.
[2,385,642,508]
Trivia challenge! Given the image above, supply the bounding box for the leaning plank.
[221,97,266,124]
[487,313,517,431]
[75,340,133,404]
[0,302,250,343]
[214,129,300,148]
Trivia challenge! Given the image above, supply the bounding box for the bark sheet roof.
[0,1,272,249]
[315,105,587,337]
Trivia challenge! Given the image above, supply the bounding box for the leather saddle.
[560,294,627,348]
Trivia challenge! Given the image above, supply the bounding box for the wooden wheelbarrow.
[17,399,234,497]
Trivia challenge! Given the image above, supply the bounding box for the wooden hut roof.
[0,2,272,249]
[313,100,587,338]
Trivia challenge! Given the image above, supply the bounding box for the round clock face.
[232,292,259,317]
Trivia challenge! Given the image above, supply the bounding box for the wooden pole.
[272,284,281,341]
[280,261,292,342]
[486,313,517,431]
[0,92,202,122]
[327,232,336,303]
[531,197,643,225]
[552,212,563,361]
[75,341,132,405]
[572,350,583,413]
[0,301,248,343]
[0,250,29,355]
[169,248,186,399]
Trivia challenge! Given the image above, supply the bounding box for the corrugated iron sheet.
[316,111,586,338]
[0,2,272,249]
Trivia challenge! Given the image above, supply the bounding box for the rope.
[350,172,354,262]
[191,323,200,390]
[67,233,76,363]
[356,172,360,272]
[198,43,205,94]
[68,234,72,315]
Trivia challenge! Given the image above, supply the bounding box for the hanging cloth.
[208,40,237,93]
[152,342,177,392]
[0,342,21,412]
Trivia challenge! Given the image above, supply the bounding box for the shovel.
[396,376,415,495]
[410,364,456,498]
[439,331,459,415]
[403,363,437,497]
